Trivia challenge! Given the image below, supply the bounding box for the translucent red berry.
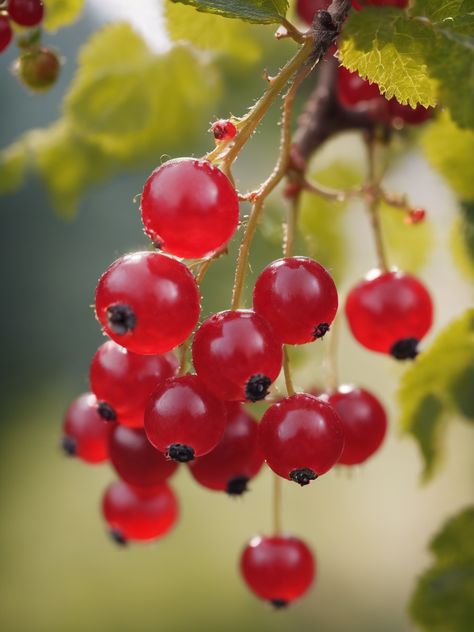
[241,535,315,607]
[102,480,178,544]
[189,402,264,495]
[388,100,432,126]
[95,252,200,355]
[0,15,12,53]
[192,310,283,402]
[145,375,227,463]
[345,269,433,359]
[90,340,177,427]
[61,393,110,464]
[259,393,344,485]
[8,0,44,27]
[141,158,239,259]
[405,208,426,225]
[17,47,60,92]
[321,386,387,465]
[211,119,237,141]
[338,66,387,109]
[253,257,338,344]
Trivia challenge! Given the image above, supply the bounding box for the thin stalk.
[366,136,389,272]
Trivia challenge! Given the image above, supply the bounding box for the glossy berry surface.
[17,48,60,92]
[322,386,387,465]
[102,480,178,543]
[387,100,432,126]
[189,403,264,495]
[345,269,433,358]
[95,251,200,355]
[108,425,178,489]
[241,535,315,606]
[212,119,237,141]
[338,66,386,109]
[141,158,239,259]
[145,375,227,462]
[8,0,44,26]
[259,393,344,485]
[62,393,110,464]
[192,310,283,402]
[253,257,338,345]
[90,340,177,427]
[0,15,12,53]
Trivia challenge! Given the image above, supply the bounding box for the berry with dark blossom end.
[321,385,387,465]
[240,535,315,606]
[259,393,344,483]
[17,48,60,93]
[144,375,227,461]
[97,401,117,422]
[61,393,110,464]
[345,269,433,356]
[141,158,239,259]
[90,340,177,428]
[0,15,12,53]
[192,310,283,402]
[102,480,178,543]
[95,252,200,355]
[8,0,44,27]
[253,257,338,345]
[211,119,237,141]
[189,403,264,495]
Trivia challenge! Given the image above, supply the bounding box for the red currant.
[192,310,283,402]
[189,403,264,495]
[240,535,315,607]
[8,0,44,27]
[258,393,344,485]
[253,257,338,344]
[144,375,227,463]
[17,47,60,92]
[102,480,178,544]
[141,158,239,259]
[0,15,12,53]
[61,393,110,464]
[90,340,177,427]
[387,100,432,126]
[95,252,200,355]
[321,386,387,465]
[108,425,178,489]
[345,269,433,359]
[338,66,386,109]
[211,119,237,141]
[405,207,426,225]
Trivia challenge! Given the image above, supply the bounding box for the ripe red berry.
[8,0,44,27]
[405,207,426,225]
[145,375,227,463]
[192,310,283,402]
[240,535,315,607]
[108,425,177,489]
[388,100,432,126]
[61,393,110,464]
[211,119,237,141]
[95,252,200,355]
[141,158,239,259]
[259,393,344,485]
[345,269,433,359]
[189,403,264,495]
[253,257,338,344]
[321,386,387,465]
[102,480,178,544]
[0,15,12,53]
[338,66,387,109]
[90,340,177,427]
[17,47,60,92]
[295,0,330,25]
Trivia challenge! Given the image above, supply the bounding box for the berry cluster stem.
[365,136,389,272]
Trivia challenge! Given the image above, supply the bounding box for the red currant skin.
[192,310,283,402]
[102,480,178,544]
[345,269,433,359]
[0,15,12,53]
[259,393,344,485]
[212,119,237,141]
[295,0,330,25]
[108,425,178,489]
[8,0,44,27]
[189,402,264,495]
[61,393,110,464]
[141,158,239,259]
[90,340,177,427]
[253,257,338,344]
[241,535,315,607]
[95,252,200,355]
[388,99,432,126]
[338,66,387,109]
[144,375,227,463]
[321,386,387,465]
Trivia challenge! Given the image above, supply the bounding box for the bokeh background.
[0,2,472,631]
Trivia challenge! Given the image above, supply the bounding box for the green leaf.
[166,1,262,62]
[398,309,474,481]
[169,0,289,24]
[43,0,85,31]
[451,202,474,281]
[410,506,474,632]
[0,139,28,194]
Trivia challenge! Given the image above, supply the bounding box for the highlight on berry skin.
[61,393,110,464]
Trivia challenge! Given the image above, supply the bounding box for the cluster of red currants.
[0,0,60,91]
[62,151,434,607]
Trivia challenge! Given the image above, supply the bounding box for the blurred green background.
[0,2,472,631]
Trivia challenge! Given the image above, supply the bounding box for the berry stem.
[365,135,389,272]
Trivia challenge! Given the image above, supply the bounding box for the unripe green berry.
[17,47,60,92]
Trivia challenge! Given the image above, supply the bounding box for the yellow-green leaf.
[169,0,289,24]
[43,0,84,31]
[0,140,28,194]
